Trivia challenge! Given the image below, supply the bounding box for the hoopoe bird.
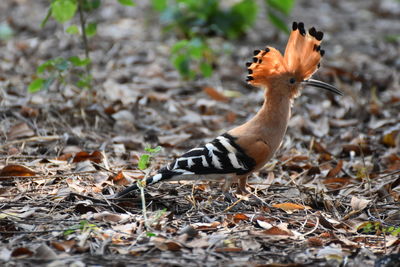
[115,22,343,198]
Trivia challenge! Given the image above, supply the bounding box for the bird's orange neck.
[249,88,292,151]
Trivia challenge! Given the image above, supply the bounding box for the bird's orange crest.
[246,22,325,87]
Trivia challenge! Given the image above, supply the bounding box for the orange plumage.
[247,22,325,90]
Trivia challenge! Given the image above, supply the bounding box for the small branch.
[138,168,152,229]
[301,216,319,237]
[77,0,90,74]
[223,196,243,213]
[0,135,62,149]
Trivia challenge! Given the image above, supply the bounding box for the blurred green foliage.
[30,0,134,92]
[359,221,400,237]
[171,38,213,79]
[153,0,257,39]
[151,0,295,79]
[0,22,14,40]
[63,220,97,236]
[28,57,92,92]
[266,0,295,33]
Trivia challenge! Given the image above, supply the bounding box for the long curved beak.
[303,79,343,96]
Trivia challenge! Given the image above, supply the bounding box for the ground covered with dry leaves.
[1,0,400,266]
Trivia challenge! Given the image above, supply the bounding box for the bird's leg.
[222,175,236,192]
[236,175,250,195]
[221,175,238,202]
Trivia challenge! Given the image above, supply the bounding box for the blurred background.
[1,0,399,157]
[0,1,399,265]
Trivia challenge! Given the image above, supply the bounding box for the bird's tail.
[114,170,172,198]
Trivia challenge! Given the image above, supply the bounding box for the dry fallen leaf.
[152,237,182,251]
[214,247,242,252]
[93,211,130,223]
[51,240,76,252]
[382,130,400,147]
[193,222,220,231]
[35,244,58,260]
[326,160,343,178]
[185,237,210,248]
[317,213,336,230]
[112,223,137,236]
[225,111,237,123]
[232,213,250,223]
[73,151,103,163]
[307,236,324,247]
[257,220,273,229]
[203,86,228,102]
[316,244,346,261]
[0,164,36,178]
[350,196,371,211]
[323,177,351,190]
[272,203,311,213]
[262,226,294,236]
[110,171,131,186]
[20,106,39,118]
[11,247,34,258]
[158,133,191,147]
[7,122,35,140]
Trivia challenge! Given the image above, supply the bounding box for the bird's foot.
[223,192,239,203]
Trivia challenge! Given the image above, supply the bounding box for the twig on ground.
[0,135,62,149]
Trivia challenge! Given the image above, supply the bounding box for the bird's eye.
[289,78,296,84]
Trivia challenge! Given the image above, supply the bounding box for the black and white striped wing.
[115,133,257,197]
[148,133,256,185]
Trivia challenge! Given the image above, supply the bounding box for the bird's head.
[246,22,342,98]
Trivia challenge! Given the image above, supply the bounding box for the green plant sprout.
[28,57,92,92]
[137,146,162,231]
[63,220,98,236]
[359,221,400,237]
[29,0,135,92]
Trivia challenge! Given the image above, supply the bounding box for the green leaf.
[200,62,212,77]
[54,58,70,71]
[172,54,192,79]
[232,0,258,26]
[64,220,96,235]
[188,38,203,59]
[171,40,188,54]
[42,77,55,90]
[138,154,150,170]
[76,74,92,88]
[385,34,400,43]
[80,220,97,231]
[63,229,76,235]
[392,227,400,236]
[37,59,55,74]
[69,56,91,66]
[82,0,101,11]
[267,11,290,34]
[266,0,295,15]
[51,0,78,23]
[28,78,45,92]
[0,22,14,40]
[85,22,97,37]
[145,146,162,153]
[151,0,167,11]
[117,0,135,6]
[146,232,157,237]
[66,25,79,34]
